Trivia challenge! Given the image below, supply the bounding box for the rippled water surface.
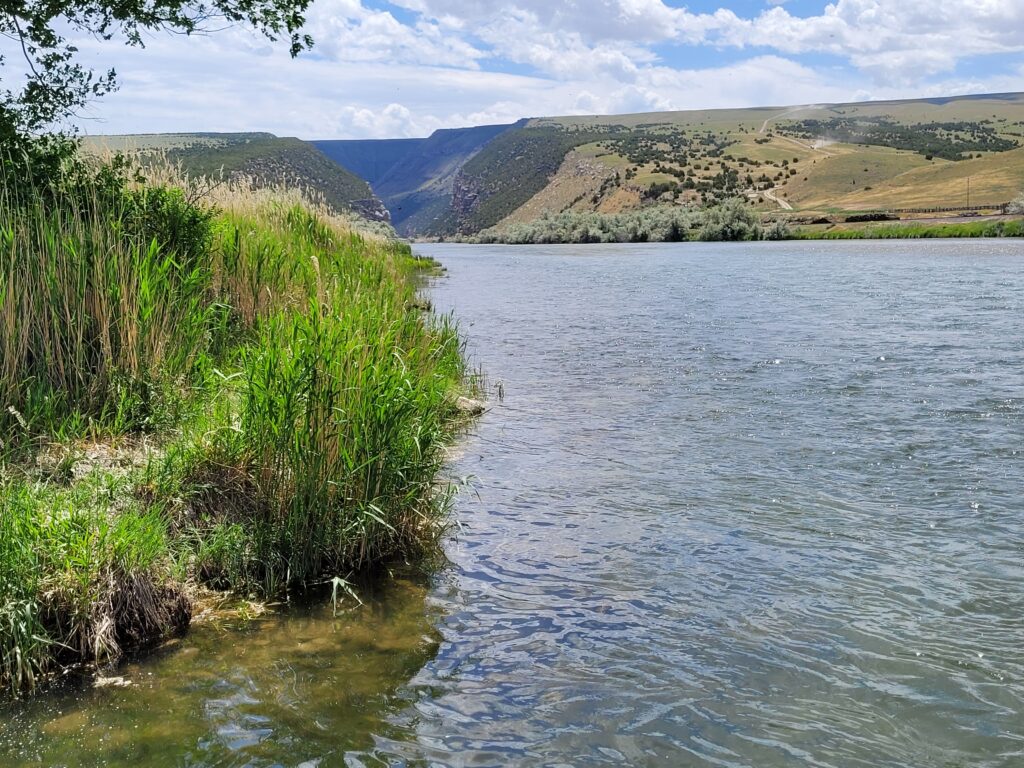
[3,240,1023,767]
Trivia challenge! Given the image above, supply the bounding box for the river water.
[2,240,1023,767]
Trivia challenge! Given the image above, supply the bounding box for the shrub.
[762,218,792,240]
[471,206,696,244]
[698,198,762,241]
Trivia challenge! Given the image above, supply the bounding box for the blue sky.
[38,0,1024,138]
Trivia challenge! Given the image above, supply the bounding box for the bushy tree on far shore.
[698,197,762,242]
[472,206,697,245]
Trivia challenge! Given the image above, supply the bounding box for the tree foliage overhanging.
[0,0,313,140]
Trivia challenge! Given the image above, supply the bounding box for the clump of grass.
[0,473,188,695]
[0,168,216,451]
[0,508,50,693]
[1,153,472,694]
[160,199,467,593]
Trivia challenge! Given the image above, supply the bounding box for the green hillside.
[316,92,1024,237]
[441,126,604,234]
[520,92,1024,218]
[95,94,1021,237]
[83,133,389,222]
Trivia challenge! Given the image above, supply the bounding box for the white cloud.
[304,0,483,67]
[390,0,693,43]
[388,0,1024,82]
[0,0,1014,138]
[474,12,655,82]
[708,1,1024,81]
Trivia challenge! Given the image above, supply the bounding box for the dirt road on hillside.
[762,189,793,210]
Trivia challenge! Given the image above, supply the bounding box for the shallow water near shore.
[3,239,1023,766]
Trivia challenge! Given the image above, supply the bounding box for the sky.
[31,0,1024,138]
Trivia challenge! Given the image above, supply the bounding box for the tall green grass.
[0,159,470,694]
[0,177,215,447]
[162,200,467,593]
[0,474,185,695]
[792,218,1024,240]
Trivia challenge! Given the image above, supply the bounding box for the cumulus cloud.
[708,0,1024,81]
[390,0,698,43]
[304,0,483,67]
[8,0,1015,138]
[388,0,1024,82]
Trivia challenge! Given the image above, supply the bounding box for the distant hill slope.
[314,138,423,187]
[83,133,390,222]
[317,92,1024,236]
[315,123,516,235]
[442,126,604,234]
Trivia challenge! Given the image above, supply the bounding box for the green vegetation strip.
[0,159,470,695]
[457,200,1024,244]
[461,200,785,244]
[791,219,1024,239]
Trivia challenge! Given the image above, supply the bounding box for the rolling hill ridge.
[83,132,391,223]
[316,92,1024,237]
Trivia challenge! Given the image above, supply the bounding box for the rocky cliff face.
[348,197,391,223]
[449,171,484,232]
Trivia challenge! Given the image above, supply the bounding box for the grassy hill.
[83,133,390,222]
[816,146,1024,210]
[96,94,1021,237]
[522,92,1024,218]
[315,92,1024,236]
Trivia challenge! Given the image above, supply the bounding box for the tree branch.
[8,14,40,79]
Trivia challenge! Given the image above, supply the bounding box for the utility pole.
[967,176,971,209]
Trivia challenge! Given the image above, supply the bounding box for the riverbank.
[789,216,1024,239]
[439,203,1023,244]
[0,159,473,695]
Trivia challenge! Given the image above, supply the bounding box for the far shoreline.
[414,213,1024,246]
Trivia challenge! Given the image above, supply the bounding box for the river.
[2,240,1022,767]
